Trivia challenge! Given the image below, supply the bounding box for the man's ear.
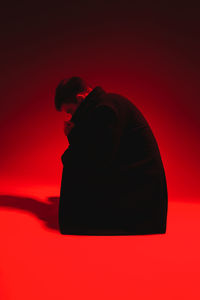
[76,93,85,102]
[76,88,93,102]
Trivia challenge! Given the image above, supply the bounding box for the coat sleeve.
[62,105,121,172]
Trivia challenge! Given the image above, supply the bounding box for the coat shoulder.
[89,104,118,128]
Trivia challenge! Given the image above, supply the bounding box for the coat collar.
[70,86,106,125]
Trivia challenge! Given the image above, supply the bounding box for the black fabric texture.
[59,86,168,235]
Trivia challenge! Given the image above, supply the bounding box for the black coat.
[59,86,168,235]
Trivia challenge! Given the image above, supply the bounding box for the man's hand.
[64,120,75,137]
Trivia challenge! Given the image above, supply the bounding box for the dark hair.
[55,76,89,111]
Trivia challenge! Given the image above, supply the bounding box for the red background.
[1,1,200,199]
[0,2,200,299]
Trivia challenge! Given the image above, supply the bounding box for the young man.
[55,76,168,235]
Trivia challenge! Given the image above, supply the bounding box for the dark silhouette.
[55,76,168,235]
[0,195,59,231]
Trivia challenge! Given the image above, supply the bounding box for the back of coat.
[59,86,168,235]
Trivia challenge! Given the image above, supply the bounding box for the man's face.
[61,102,79,137]
[61,102,79,121]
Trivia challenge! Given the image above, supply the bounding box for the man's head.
[55,76,93,116]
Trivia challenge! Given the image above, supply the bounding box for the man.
[55,76,168,235]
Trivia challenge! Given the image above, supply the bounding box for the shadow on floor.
[0,195,59,232]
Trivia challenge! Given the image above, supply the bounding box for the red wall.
[1,1,199,199]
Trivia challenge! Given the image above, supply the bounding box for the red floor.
[0,189,200,300]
